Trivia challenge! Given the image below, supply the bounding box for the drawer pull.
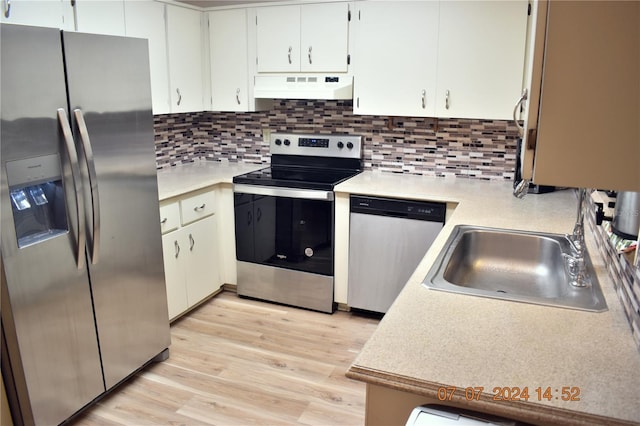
[194,203,206,211]
[161,217,168,224]
[174,240,180,258]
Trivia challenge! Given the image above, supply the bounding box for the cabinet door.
[353,1,439,117]
[525,1,639,191]
[184,215,220,305]
[256,5,300,72]
[74,0,126,36]
[300,2,349,73]
[209,9,250,112]
[0,0,72,30]
[125,0,170,114]
[162,231,188,320]
[435,1,527,119]
[167,4,203,113]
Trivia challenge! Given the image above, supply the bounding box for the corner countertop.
[337,171,640,425]
[156,161,265,201]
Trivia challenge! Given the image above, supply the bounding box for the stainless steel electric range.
[232,133,363,313]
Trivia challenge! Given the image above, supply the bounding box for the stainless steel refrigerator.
[0,24,171,425]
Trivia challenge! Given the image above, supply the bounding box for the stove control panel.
[270,133,362,159]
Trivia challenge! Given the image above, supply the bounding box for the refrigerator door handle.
[74,109,101,265]
[57,108,86,270]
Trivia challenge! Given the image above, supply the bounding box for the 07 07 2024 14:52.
[436,386,582,402]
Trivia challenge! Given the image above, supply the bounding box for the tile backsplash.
[586,195,640,353]
[154,100,519,181]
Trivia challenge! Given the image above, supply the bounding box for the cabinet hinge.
[526,128,538,150]
[347,54,350,65]
[527,2,531,15]
[348,9,351,21]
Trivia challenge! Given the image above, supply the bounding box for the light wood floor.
[71,291,380,425]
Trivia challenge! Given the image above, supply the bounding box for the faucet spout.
[513,178,530,199]
[564,188,589,287]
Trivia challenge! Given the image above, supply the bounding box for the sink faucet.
[515,184,591,287]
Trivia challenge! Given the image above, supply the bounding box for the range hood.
[253,75,353,100]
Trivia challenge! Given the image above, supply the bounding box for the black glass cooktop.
[233,166,361,191]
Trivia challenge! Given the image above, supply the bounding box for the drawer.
[159,202,180,234]
[180,190,216,225]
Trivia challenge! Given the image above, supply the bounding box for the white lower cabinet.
[160,190,220,321]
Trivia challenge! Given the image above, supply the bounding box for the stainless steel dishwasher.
[348,195,446,313]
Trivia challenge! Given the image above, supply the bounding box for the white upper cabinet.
[352,0,528,119]
[256,2,350,73]
[353,1,439,117]
[166,4,204,113]
[299,2,350,73]
[256,5,299,72]
[0,0,74,30]
[124,0,170,114]
[435,0,528,119]
[74,0,126,36]
[209,8,270,112]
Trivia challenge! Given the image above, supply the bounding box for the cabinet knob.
[421,89,426,109]
[4,0,11,18]
[236,88,241,105]
[161,218,168,224]
[189,234,195,251]
[174,240,180,258]
[194,203,206,211]
[445,90,450,110]
[308,46,312,64]
[288,46,292,64]
[176,88,182,106]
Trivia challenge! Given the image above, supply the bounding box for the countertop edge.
[346,365,637,426]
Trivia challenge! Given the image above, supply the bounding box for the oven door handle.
[233,184,334,201]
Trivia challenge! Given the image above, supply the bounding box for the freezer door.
[62,31,170,389]
[0,24,104,425]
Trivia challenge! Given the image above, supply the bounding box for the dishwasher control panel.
[350,196,446,222]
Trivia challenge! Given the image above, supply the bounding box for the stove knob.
[275,139,282,146]
[346,141,354,149]
[284,139,291,146]
[337,141,344,149]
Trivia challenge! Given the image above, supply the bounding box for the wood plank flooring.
[71,291,380,425]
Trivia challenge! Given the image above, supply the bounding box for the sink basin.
[423,225,607,312]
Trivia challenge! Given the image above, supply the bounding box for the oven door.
[233,185,334,276]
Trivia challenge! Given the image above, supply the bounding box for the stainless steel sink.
[423,225,607,312]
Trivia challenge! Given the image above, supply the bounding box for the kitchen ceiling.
[176,0,281,7]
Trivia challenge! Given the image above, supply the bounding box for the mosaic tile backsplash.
[586,195,640,353]
[154,100,520,181]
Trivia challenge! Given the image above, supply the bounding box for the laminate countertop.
[156,161,264,201]
[336,171,640,425]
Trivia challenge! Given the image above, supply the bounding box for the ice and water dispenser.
[6,154,69,248]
